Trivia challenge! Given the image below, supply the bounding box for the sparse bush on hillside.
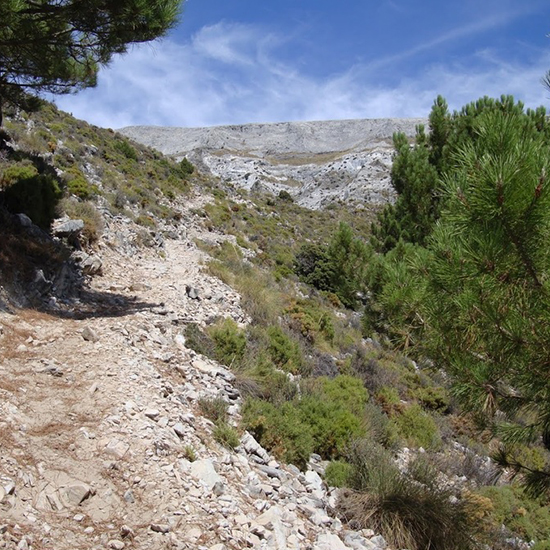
[294,222,370,308]
[62,166,98,200]
[113,138,138,160]
[213,422,240,450]
[390,403,441,450]
[266,325,303,374]
[277,189,293,202]
[59,198,103,245]
[0,161,61,229]
[179,157,194,176]
[285,298,335,345]
[198,396,229,423]
[209,317,247,367]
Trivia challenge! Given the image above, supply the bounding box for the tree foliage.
[366,98,550,497]
[0,0,182,121]
[371,95,550,253]
[418,109,550,496]
[294,222,370,308]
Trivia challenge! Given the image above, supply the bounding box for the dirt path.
[0,198,252,549]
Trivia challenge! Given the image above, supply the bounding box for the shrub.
[209,317,247,367]
[286,299,335,345]
[297,395,364,459]
[363,402,398,448]
[325,460,353,488]
[0,162,61,229]
[245,356,298,405]
[179,157,195,176]
[266,325,303,374]
[198,397,228,423]
[62,166,98,200]
[183,323,217,359]
[409,385,451,413]
[135,213,156,228]
[213,422,240,450]
[113,138,138,160]
[241,398,314,469]
[375,386,402,414]
[278,189,293,202]
[294,223,370,308]
[317,375,369,416]
[390,404,441,449]
[59,198,103,245]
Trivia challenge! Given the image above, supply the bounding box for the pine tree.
[420,109,550,496]
[0,0,183,123]
[370,95,548,253]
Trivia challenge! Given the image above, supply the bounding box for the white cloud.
[50,21,550,129]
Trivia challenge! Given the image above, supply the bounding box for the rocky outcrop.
[120,118,424,209]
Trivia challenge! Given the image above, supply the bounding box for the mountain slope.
[121,118,423,209]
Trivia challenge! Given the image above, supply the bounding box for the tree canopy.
[365,96,550,497]
[0,0,182,122]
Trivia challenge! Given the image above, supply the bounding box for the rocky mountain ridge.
[120,118,424,209]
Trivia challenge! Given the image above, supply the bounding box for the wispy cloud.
[364,7,536,73]
[51,21,550,129]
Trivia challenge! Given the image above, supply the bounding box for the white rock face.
[120,118,424,209]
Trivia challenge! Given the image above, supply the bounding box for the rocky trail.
[0,194,385,550]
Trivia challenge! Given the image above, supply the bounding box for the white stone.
[314,533,349,550]
[189,459,222,490]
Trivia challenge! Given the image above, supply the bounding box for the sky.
[51,0,550,128]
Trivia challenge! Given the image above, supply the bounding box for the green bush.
[409,385,450,413]
[113,138,138,160]
[278,189,293,202]
[209,318,247,366]
[0,162,61,229]
[266,326,303,374]
[179,157,195,176]
[297,395,364,458]
[213,422,240,450]
[242,398,314,469]
[62,166,98,200]
[294,223,370,308]
[324,460,353,488]
[241,374,367,464]
[390,404,441,449]
[317,375,368,416]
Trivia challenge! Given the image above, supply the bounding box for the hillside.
[120,118,423,209]
[1,101,549,550]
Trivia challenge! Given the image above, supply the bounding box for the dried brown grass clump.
[337,441,477,550]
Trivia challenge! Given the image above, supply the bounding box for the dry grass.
[337,441,477,550]
[338,483,475,550]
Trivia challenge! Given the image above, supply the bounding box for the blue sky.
[52,0,550,128]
